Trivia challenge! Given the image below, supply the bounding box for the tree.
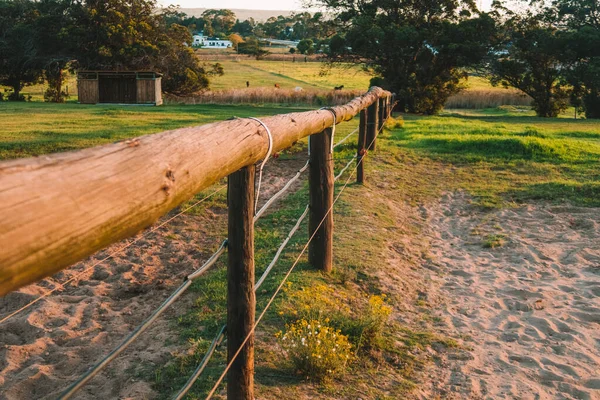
[490,15,569,117]
[233,18,256,36]
[328,35,347,57]
[201,9,236,37]
[34,0,82,102]
[315,0,497,114]
[551,0,600,118]
[228,33,244,52]
[71,0,223,95]
[156,24,224,94]
[0,0,43,101]
[297,39,314,55]
[237,37,270,59]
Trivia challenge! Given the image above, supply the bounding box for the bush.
[279,283,350,321]
[277,318,353,381]
[339,295,392,350]
[385,116,405,130]
[279,284,392,350]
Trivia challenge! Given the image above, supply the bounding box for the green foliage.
[156,24,224,94]
[237,37,270,59]
[0,0,44,100]
[328,34,347,57]
[385,116,405,130]
[561,27,600,119]
[277,319,353,381]
[297,39,314,55]
[201,9,236,37]
[343,295,392,350]
[279,283,392,350]
[489,15,569,118]
[0,0,225,97]
[482,234,506,248]
[320,0,497,114]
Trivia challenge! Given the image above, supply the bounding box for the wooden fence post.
[309,128,334,273]
[378,97,385,133]
[357,109,368,184]
[387,96,392,119]
[227,165,256,400]
[366,99,379,151]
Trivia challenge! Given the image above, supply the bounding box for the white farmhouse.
[192,33,232,49]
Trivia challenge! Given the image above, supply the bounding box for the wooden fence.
[0,86,393,399]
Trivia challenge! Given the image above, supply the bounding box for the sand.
[419,192,600,400]
[0,156,307,400]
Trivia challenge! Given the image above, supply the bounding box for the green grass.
[482,234,506,248]
[0,60,372,103]
[388,107,600,207]
[0,102,310,160]
[205,59,373,91]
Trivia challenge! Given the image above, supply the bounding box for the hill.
[178,8,296,22]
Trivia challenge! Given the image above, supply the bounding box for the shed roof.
[78,71,163,78]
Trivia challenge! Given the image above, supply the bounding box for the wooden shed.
[77,71,163,105]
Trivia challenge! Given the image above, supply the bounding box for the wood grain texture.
[0,86,390,295]
[227,166,255,400]
[367,99,379,151]
[308,128,334,273]
[77,79,98,104]
[357,109,368,184]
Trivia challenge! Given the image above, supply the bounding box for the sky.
[161,0,494,11]
[161,0,307,10]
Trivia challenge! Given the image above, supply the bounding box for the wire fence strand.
[204,105,392,400]
[0,185,227,326]
[175,203,310,399]
[254,160,309,222]
[58,241,228,400]
[57,153,319,399]
[333,127,359,149]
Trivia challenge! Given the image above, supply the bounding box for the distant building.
[259,38,300,48]
[77,71,163,106]
[193,33,232,49]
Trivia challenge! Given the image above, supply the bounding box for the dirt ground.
[418,192,600,400]
[0,156,308,400]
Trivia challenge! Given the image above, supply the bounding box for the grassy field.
[0,102,310,159]
[0,59,371,103]
[206,59,372,91]
[393,107,600,207]
[1,57,525,109]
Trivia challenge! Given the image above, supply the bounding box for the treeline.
[320,0,599,118]
[166,9,335,57]
[167,10,334,43]
[0,0,223,102]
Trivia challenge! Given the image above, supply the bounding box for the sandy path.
[420,192,600,400]
[0,156,307,400]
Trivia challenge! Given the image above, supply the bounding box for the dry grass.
[196,51,323,62]
[446,89,532,109]
[165,87,364,106]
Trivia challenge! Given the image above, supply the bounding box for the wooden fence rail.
[0,86,391,296]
